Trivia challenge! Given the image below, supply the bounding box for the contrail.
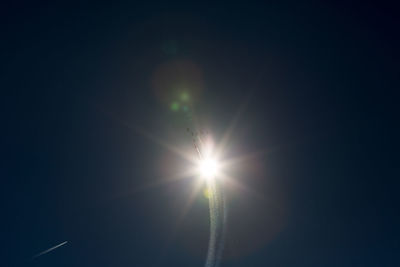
[185,125,226,267]
[32,241,68,259]
[190,128,226,267]
[205,178,226,267]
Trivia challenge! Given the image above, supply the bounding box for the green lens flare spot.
[203,187,212,199]
[170,101,180,111]
[180,92,189,102]
[182,105,189,112]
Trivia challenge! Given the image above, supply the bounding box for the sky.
[1,1,399,267]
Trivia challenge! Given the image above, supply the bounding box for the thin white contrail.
[191,129,226,267]
[32,241,68,259]
[205,179,225,267]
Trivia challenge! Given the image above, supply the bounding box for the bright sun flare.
[199,158,219,180]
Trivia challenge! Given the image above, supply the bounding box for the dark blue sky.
[1,1,399,266]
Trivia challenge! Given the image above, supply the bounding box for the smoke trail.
[205,178,226,267]
[185,127,226,267]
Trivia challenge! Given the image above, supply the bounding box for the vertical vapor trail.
[185,127,226,267]
[205,178,226,267]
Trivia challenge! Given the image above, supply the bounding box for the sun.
[199,157,220,180]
